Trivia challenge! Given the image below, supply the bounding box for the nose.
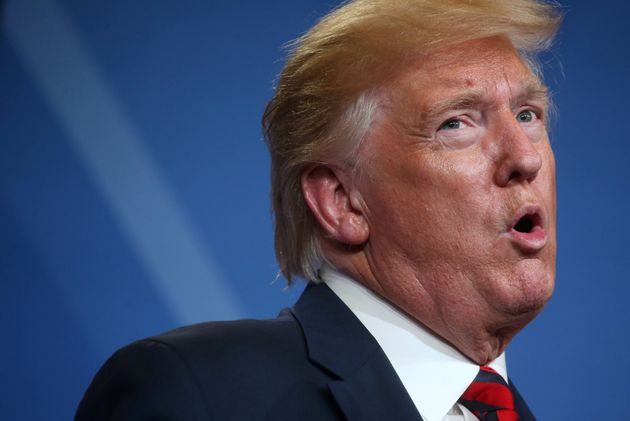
[493,115,543,187]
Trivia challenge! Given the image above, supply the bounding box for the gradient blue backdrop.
[2,1,629,420]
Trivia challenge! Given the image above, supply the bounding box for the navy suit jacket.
[76,282,536,420]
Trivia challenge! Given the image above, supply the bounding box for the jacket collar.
[291,282,537,421]
[510,379,536,421]
[291,282,422,421]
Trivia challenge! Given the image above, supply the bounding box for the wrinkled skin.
[303,36,556,364]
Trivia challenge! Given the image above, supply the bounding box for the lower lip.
[508,226,547,252]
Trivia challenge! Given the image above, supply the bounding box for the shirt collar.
[320,265,507,421]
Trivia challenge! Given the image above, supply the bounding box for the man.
[76,0,561,420]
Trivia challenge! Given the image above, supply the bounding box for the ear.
[301,165,369,245]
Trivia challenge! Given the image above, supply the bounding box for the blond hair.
[263,0,562,284]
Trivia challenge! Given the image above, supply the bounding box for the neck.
[323,248,533,365]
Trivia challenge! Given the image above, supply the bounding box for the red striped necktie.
[458,366,519,421]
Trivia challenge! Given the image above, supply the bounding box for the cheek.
[540,146,557,272]
[536,140,555,181]
[424,157,499,232]
[398,160,496,256]
[546,148,557,205]
[536,144,557,226]
[363,142,497,246]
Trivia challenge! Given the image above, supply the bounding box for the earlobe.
[301,165,369,245]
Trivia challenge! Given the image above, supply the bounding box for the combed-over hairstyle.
[263,0,562,284]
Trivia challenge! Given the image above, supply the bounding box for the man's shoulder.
[111,309,315,382]
[146,311,312,373]
[76,309,343,420]
[146,310,303,360]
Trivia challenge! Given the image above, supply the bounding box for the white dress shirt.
[320,265,508,421]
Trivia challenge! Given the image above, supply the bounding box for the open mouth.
[508,206,547,251]
[512,211,542,234]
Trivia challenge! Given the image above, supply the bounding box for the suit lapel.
[509,379,536,421]
[291,282,422,421]
[327,356,424,421]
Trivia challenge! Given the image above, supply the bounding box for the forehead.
[385,36,542,108]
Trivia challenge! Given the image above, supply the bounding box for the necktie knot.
[458,366,519,421]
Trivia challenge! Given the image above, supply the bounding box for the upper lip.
[508,204,546,233]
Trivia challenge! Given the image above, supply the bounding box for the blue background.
[2,1,628,419]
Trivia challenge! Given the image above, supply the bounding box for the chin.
[501,267,555,317]
[483,272,554,353]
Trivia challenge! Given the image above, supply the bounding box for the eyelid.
[517,107,543,122]
[438,117,464,132]
[518,101,546,117]
[438,117,463,130]
[437,111,479,131]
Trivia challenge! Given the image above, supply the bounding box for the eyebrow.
[426,79,550,120]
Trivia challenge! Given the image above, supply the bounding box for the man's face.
[356,37,556,347]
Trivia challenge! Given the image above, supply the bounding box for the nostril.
[508,170,522,182]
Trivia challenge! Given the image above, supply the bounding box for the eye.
[516,109,536,123]
[439,119,463,130]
